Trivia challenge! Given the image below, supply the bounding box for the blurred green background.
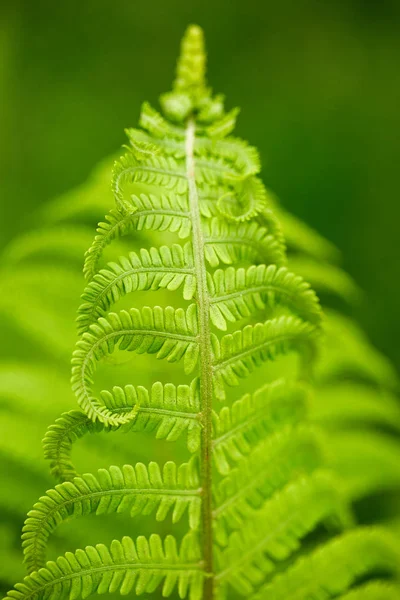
[0,1,400,594]
[1,0,399,364]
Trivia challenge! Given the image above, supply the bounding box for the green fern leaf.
[44,380,202,483]
[78,243,196,334]
[213,425,323,544]
[212,316,317,400]
[112,151,188,210]
[71,305,199,425]
[139,101,185,139]
[248,528,400,600]
[43,410,107,482]
[6,533,204,600]
[215,471,350,598]
[211,380,309,474]
[203,217,285,268]
[83,208,137,281]
[209,264,321,330]
[22,461,201,573]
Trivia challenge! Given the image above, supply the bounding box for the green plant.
[3,25,400,600]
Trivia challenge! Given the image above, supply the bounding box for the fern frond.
[205,108,240,139]
[22,461,201,573]
[211,380,309,474]
[78,243,196,334]
[139,101,185,139]
[212,316,317,400]
[43,410,106,483]
[173,24,207,103]
[83,208,136,281]
[196,137,260,178]
[208,264,321,330]
[217,177,267,222]
[127,191,191,236]
[71,305,199,425]
[126,127,185,160]
[248,528,400,600]
[215,471,349,598]
[112,151,188,210]
[6,533,204,600]
[203,217,285,268]
[101,380,202,450]
[213,425,322,544]
[128,129,260,179]
[44,381,202,483]
[83,193,192,282]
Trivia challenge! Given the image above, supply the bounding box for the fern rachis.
[4,24,400,600]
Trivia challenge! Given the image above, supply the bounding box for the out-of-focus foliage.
[0,1,400,597]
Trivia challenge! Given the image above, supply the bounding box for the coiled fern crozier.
[4,25,400,600]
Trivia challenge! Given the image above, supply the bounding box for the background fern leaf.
[249,528,400,600]
[211,380,308,474]
[215,471,350,598]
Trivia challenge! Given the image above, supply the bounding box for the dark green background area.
[1,0,399,368]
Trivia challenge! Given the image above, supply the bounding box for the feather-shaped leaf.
[213,425,323,544]
[112,151,188,210]
[71,305,199,425]
[83,209,137,281]
[6,533,204,600]
[248,528,400,600]
[139,101,185,139]
[211,380,309,474]
[125,129,261,181]
[22,461,201,573]
[203,217,285,269]
[127,191,191,237]
[208,264,321,330]
[78,243,196,334]
[43,381,202,484]
[212,316,318,400]
[83,194,191,282]
[217,177,267,222]
[215,471,349,598]
[196,137,260,178]
[206,108,240,139]
[43,410,108,483]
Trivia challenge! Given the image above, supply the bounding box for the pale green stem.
[185,117,215,597]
